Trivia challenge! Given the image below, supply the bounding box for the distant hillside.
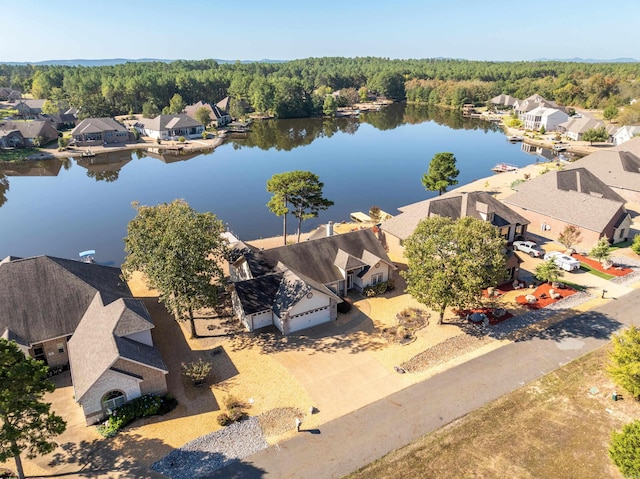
[534,57,638,63]
[0,58,287,67]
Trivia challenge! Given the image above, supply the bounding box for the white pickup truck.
[513,240,544,258]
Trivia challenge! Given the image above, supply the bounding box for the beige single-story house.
[71,117,132,147]
[229,228,395,335]
[184,101,232,127]
[135,114,204,140]
[0,255,167,425]
[558,116,605,141]
[503,168,632,248]
[566,145,640,203]
[381,191,529,284]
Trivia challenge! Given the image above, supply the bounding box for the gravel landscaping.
[151,417,268,479]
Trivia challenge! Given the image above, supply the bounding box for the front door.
[347,273,354,290]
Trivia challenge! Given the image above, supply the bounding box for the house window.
[102,390,126,411]
[57,343,64,354]
[372,273,383,285]
[500,227,509,239]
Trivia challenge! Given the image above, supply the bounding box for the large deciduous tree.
[422,152,460,196]
[194,106,212,128]
[401,216,507,324]
[0,339,66,479]
[168,93,186,114]
[608,325,640,399]
[266,171,333,245]
[122,199,228,338]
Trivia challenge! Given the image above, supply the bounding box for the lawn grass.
[607,239,633,251]
[0,108,17,118]
[0,148,41,162]
[580,263,615,280]
[347,346,639,479]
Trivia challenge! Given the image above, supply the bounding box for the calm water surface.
[0,104,553,266]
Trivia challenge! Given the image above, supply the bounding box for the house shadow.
[152,449,267,478]
[45,433,172,477]
[227,301,387,356]
[143,298,221,418]
[197,458,268,478]
[456,307,623,344]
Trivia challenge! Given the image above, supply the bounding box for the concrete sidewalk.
[210,288,640,479]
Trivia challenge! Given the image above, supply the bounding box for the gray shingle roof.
[232,273,283,314]
[0,256,132,345]
[71,117,127,135]
[382,191,529,241]
[0,120,58,141]
[137,114,203,131]
[559,116,604,134]
[567,150,640,192]
[503,168,626,232]
[69,295,166,402]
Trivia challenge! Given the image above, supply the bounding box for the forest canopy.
[1,57,638,119]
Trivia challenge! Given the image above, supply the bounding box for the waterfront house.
[184,101,232,127]
[503,168,631,248]
[566,140,640,202]
[490,94,518,108]
[381,191,528,283]
[134,114,204,140]
[229,228,395,334]
[558,116,606,141]
[0,120,58,145]
[71,117,132,147]
[522,106,569,131]
[0,129,25,148]
[515,94,562,119]
[613,125,640,146]
[0,255,168,425]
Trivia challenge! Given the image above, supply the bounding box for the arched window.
[102,390,126,411]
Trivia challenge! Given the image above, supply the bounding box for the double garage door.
[288,306,330,333]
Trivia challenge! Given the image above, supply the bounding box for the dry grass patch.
[348,346,640,479]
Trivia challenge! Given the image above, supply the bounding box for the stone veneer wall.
[112,358,168,396]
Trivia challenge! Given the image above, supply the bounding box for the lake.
[0,103,553,266]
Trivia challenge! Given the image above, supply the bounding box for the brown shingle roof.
[503,168,626,232]
[567,150,640,193]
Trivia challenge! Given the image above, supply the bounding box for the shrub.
[609,420,640,477]
[96,394,176,437]
[217,412,233,426]
[181,358,212,384]
[223,394,244,410]
[228,407,246,422]
[178,136,186,143]
[590,237,611,264]
[558,225,582,249]
[632,235,640,255]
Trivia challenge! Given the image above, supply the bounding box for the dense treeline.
[0,58,638,119]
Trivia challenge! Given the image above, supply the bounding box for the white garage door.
[252,310,273,330]
[288,306,330,333]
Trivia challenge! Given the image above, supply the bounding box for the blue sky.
[3,0,639,62]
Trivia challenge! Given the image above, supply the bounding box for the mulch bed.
[453,308,514,326]
[515,283,576,309]
[573,253,633,277]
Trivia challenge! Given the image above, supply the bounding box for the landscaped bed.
[454,307,514,326]
[573,253,633,277]
[515,283,576,309]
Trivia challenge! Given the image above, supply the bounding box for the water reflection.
[228,116,360,151]
[0,173,8,208]
[76,150,133,182]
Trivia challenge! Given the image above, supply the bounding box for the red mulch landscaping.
[572,253,633,277]
[515,283,577,309]
[454,307,514,326]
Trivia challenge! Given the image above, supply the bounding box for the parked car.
[513,240,544,257]
[543,251,581,272]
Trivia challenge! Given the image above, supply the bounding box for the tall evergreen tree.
[422,152,460,196]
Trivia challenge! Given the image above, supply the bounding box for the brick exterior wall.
[30,337,69,368]
[112,358,168,397]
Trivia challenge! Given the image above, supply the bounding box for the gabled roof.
[524,106,566,118]
[15,99,46,110]
[382,191,529,241]
[216,96,230,112]
[258,229,393,285]
[0,120,58,140]
[567,150,640,192]
[71,117,126,135]
[0,255,133,345]
[503,168,626,232]
[490,94,519,106]
[136,114,203,131]
[559,116,604,134]
[69,295,166,402]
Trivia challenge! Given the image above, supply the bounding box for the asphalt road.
[207,289,639,479]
